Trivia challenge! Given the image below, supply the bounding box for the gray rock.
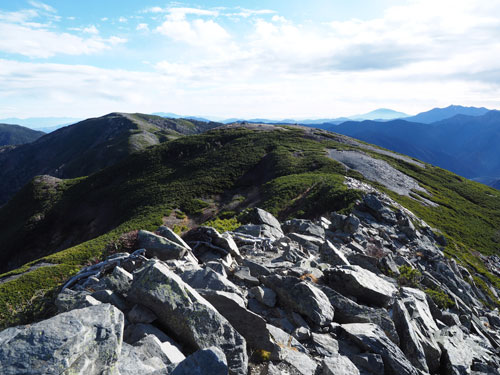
[242,259,271,277]
[233,266,260,286]
[436,325,498,375]
[199,289,275,353]
[282,219,325,239]
[324,265,397,307]
[341,323,420,375]
[185,226,242,259]
[440,311,461,327]
[157,225,192,249]
[127,304,158,324]
[105,266,133,295]
[262,275,334,326]
[351,353,385,375]
[138,230,188,260]
[393,300,429,372]
[123,323,172,344]
[288,232,324,249]
[311,333,339,356]
[247,208,283,233]
[319,285,399,345]
[55,288,101,313]
[344,215,361,234]
[250,286,276,307]
[279,347,318,375]
[400,288,441,372]
[320,240,350,266]
[181,267,242,296]
[134,334,185,365]
[117,342,168,375]
[91,289,128,311]
[0,304,123,375]
[171,347,228,375]
[128,260,248,375]
[322,354,360,375]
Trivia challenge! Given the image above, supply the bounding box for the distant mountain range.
[0,123,45,146]
[0,113,220,206]
[325,110,500,187]
[403,105,490,123]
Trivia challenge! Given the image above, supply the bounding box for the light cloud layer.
[2,0,500,118]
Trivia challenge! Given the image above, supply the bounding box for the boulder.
[320,240,350,266]
[250,286,276,307]
[262,275,334,326]
[324,265,397,307]
[393,300,429,372]
[138,230,188,260]
[157,225,192,249]
[282,219,325,239]
[0,304,123,375]
[55,288,101,313]
[117,342,168,375]
[171,347,228,375]
[199,290,275,353]
[436,325,499,375]
[127,260,248,375]
[127,304,157,324]
[318,285,399,345]
[341,323,420,375]
[322,354,360,375]
[181,267,243,296]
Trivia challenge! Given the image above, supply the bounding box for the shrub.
[398,265,422,287]
[203,217,241,233]
[425,288,455,309]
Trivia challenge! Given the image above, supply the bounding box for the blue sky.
[1,0,500,119]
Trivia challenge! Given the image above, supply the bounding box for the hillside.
[0,123,499,333]
[0,113,221,206]
[328,111,500,186]
[0,123,45,146]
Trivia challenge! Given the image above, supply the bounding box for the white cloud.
[136,23,149,31]
[101,17,108,21]
[118,16,127,23]
[155,8,230,49]
[83,25,99,34]
[0,6,125,58]
[0,23,125,58]
[28,1,55,13]
[227,9,275,18]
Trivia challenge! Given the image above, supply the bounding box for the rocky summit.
[1,189,499,375]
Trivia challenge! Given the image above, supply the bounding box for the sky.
[1,0,500,120]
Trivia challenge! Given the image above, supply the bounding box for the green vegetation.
[424,288,455,309]
[203,217,242,233]
[397,265,422,287]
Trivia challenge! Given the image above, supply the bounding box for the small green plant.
[172,224,188,235]
[398,265,422,287]
[203,217,241,233]
[254,349,271,362]
[175,210,187,219]
[425,288,455,309]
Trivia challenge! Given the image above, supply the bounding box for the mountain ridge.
[0,123,45,146]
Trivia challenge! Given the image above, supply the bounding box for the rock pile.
[1,190,500,374]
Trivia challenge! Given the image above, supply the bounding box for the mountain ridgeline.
[0,113,221,206]
[0,123,45,146]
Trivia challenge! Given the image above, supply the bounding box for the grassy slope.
[0,126,499,327]
[0,113,220,206]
